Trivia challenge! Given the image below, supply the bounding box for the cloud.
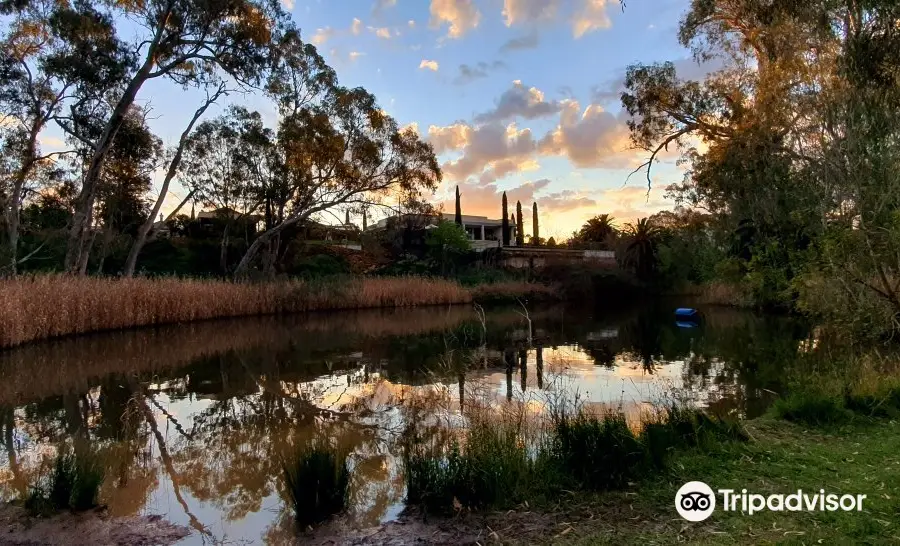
[427,123,471,154]
[496,1,616,42]
[474,80,561,123]
[429,0,481,38]
[537,189,598,212]
[453,60,507,85]
[370,26,392,39]
[429,122,540,183]
[419,59,440,71]
[594,185,672,223]
[590,56,726,104]
[499,30,540,52]
[372,0,396,14]
[349,51,366,61]
[351,17,364,35]
[538,100,636,169]
[502,0,559,26]
[311,27,336,45]
[441,178,553,218]
[573,0,614,37]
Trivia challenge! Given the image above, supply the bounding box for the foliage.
[281,442,350,527]
[501,192,510,247]
[403,418,541,512]
[621,218,661,281]
[425,220,472,276]
[571,214,616,249]
[25,447,104,515]
[620,0,900,331]
[403,404,746,514]
[515,201,524,246]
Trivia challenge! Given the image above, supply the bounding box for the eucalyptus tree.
[227,32,440,278]
[622,0,900,322]
[0,0,129,274]
[62,0,291,273]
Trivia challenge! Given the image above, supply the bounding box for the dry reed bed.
[0,306,483,406]
[0,275,472,349]
[469,281,559,301]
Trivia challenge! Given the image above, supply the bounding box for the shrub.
[282,444,350,527]
[771,392,853,426]
[25,448,104,515]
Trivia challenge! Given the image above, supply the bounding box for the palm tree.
[623,218,661,280]
[575,214,617,248]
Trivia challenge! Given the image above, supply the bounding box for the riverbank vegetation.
[401,402,747,515]
[0,273,560,349]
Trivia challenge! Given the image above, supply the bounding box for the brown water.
[0,302,809,544]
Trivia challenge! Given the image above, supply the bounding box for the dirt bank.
[0,504,190,546]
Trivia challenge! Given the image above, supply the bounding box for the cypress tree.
[515,201,524,246]
[532,202,539,246]
[455,185,462,225]
[501,192,510,246]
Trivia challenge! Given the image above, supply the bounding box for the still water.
[0,302,809,544]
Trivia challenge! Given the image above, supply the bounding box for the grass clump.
[771,391,854,426]
[404,419,542,513]
[548,411,644,490]
[282,443,350,527]
[25,448,104,515]
[402,404,746,513]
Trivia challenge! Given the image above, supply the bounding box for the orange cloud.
[429,0,481,38]
[419,59,440,71]
[538,100,637,169]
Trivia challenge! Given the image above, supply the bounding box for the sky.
[39,0,705,241]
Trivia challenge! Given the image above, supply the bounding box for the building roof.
[196,207,263,221]
[370,212,506,230]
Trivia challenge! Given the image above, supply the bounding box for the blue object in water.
[675,307,699,319]
[676,321,698,329]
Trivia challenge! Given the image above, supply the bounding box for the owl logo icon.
[676,481,716,521]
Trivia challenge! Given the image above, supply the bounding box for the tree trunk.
[233,214,306,279]
[65,62,155,273]
[95,225,116,275]
[220,223,230,274]
[4,123,41,276]
[123,90,222,277]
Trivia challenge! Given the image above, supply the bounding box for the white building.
[370,213,517,251]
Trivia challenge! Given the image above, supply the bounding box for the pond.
[0,301,810,544]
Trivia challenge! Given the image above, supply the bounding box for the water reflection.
[0,302,809,544]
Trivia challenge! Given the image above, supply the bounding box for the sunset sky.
[39,0,706,240]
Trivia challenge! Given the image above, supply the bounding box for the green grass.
[25,447,104,515]
[402,406,747,515]
[281,443,350,527]
[557,417,900,545]
[404,418,551,512]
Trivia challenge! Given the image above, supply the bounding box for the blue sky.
[37,0,701,239]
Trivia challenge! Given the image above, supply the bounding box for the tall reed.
[281,443,350,527]
[0,275,473,348]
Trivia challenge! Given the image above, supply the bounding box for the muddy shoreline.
[0,504,190,546]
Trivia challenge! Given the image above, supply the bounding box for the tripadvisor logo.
[675,482,867,522]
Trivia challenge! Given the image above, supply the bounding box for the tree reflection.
[0,301,814,542]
